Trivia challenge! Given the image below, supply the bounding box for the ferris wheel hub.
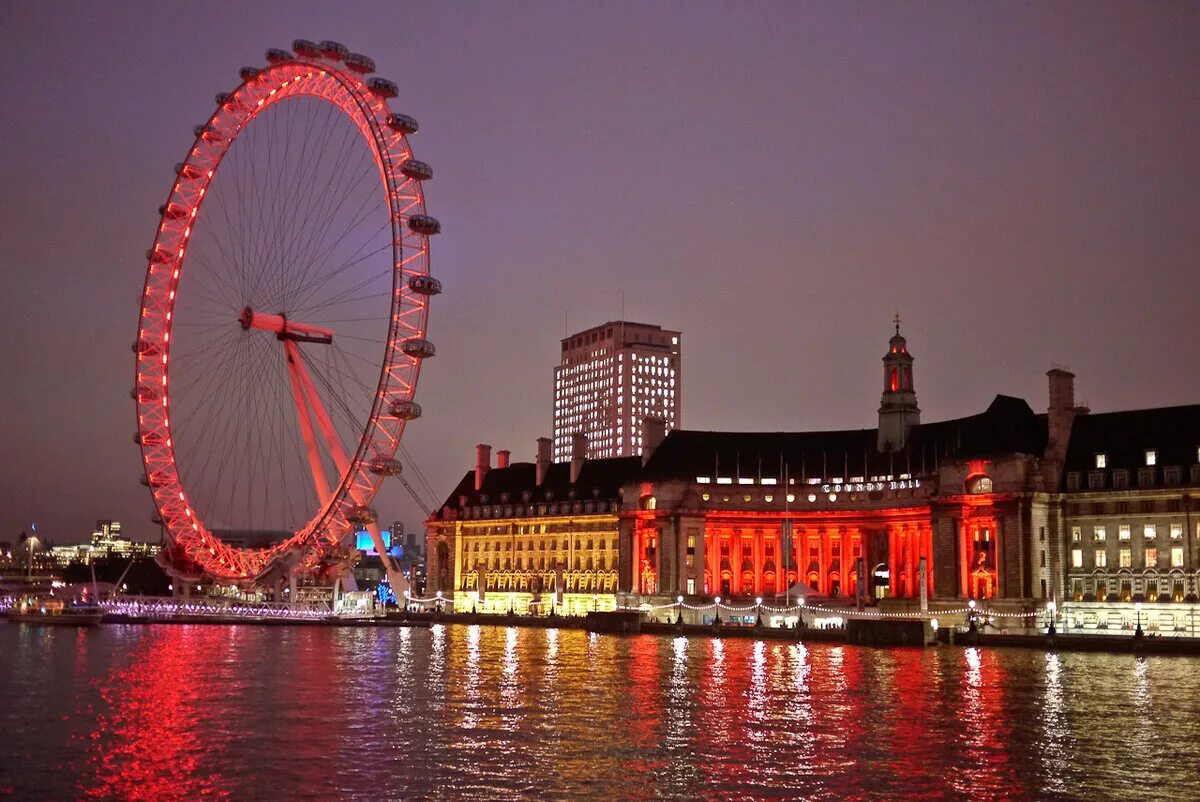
[239,307,334,344]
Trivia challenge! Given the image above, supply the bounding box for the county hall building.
[426,323,1200,626]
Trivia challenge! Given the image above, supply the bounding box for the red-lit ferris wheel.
[133,40,440,588]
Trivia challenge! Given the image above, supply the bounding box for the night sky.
[2,2,1197,545]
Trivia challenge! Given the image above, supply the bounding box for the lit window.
[1119,548,1132,568]
[1119,525,1131,540]
[1171,547,1185,568]
[1170,523,1183,539]
[1095,453,1107,469]
[1093,526,1106,541]
[1144,524,1156,539]
[1094,550,1107,568]
[1071,549,1083,568]
[1071,526,1082,541]
[1145,449,1157,466]
[1145,548,1158,568]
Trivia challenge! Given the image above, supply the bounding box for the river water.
[2,621,1197,801]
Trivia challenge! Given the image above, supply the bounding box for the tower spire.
[877,317,920,453]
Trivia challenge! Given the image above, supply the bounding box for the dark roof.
[1063,404,1200,473]
[641,395,1046,481]
[434,456,642,515]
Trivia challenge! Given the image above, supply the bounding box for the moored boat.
[5,594,104,626]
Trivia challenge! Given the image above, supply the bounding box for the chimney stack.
[1044,367,1078,476]
[475,444,492,491]
[570,432,588,484]
[536,437,552,486]
[496,449,511,470]
[642,417,666,466]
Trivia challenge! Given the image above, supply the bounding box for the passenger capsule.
[265,48,292,64]
[401,338,436,359]
[159,203,188,220]
[146,248,173,264]
[386,113,419,135]
[215,92,231,105]
[366,77,398,99]
[317,40,349,61]
[400,159,433,181]
[239,66,261,81]
[408,275,442,296]
[407,214,441,236]
[388,399,423,420]
[345,505,378,526]
[132,385,159,402]
[368,457,403,476]
[344,53,376,73]
[292,39,320,57]
[132,340,161,356]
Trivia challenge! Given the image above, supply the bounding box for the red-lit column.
[753,530,763,595]
[959,517,970,599]
[888,526,899,598]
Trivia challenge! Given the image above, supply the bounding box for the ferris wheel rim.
[133,50,434,582]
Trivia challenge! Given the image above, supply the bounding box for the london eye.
[133,40,440,591]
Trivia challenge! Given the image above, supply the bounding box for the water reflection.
[3,622,1200,801]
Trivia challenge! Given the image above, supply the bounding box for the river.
[2,621,1197,800]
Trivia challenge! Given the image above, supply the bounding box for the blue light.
[355,529,391,553]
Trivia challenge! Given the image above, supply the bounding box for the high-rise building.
[553,321,681,461]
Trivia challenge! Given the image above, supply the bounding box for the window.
[1071,549,1083,568]
[1119,548,1132,568]
[686,577,695,594]
[1171,523,1183,539]
[1071,526,1082,542]
[1139,467,1155,486]
[1039,526,1046,543]
[1164,467,1181,486]
[1119,524,1131,540]
[1145,449,1157,466]
[1144,524,1157,539]
[1094,550,1107,568]
[1145,548,1158,568]
[1066,473,1081,491]
[1113,470,1129,489]
[1088,472,1105,490]
[1040,551,1046,567]
[1171,548,1185,568]
[1095,453,1107,469]
[1093,526,1106,541]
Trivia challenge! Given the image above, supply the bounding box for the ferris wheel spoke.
[289,238,392,316]
[281,114,370,298]
[286,194,387,314]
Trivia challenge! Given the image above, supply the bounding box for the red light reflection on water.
[80,627,232,801]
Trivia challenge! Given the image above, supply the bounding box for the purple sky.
[2,2,1198,545]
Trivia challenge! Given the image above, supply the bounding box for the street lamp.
[1134,601,1144,639]
[968,599,978,633]
[755,596,764,628]
[713,596,722,625]
[1047,599,1057,636]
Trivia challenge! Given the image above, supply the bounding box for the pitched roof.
[641,395,1046,481]
[1063,404,1200,472]
[434,456,642,515]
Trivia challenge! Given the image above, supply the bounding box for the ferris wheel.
[133,40,440,589]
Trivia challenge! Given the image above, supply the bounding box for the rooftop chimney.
[570,432,588,484]
[475,444,492,491]
[536,437,552,486]
[496,449,511,470]
[1044,367,1078,483]
[642,417,666,466]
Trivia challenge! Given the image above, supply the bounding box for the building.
[623,326,1055,611]
[1061,406,1200,606]
[430,322,1200,625]
[553,321,681,462]
[426,440,637,614]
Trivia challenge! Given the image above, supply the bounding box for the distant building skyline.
[553,320,681,462]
